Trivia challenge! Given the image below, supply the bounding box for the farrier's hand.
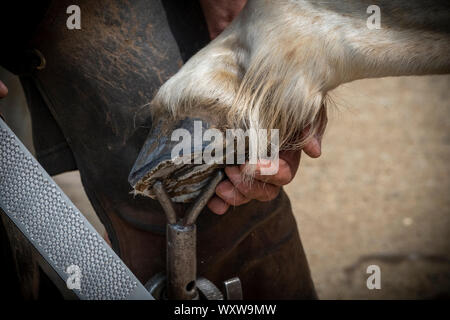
[207,131,325,215]
[199,0,247,39]
[0,80,8,98]
[199,0,326,214]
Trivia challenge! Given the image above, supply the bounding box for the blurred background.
[1,66,449,299]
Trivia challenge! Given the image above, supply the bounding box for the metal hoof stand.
[149,172,243,300]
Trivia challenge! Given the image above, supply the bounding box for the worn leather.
[19,0,316,299]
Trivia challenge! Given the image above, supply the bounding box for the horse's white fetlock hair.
[151,0,450,151]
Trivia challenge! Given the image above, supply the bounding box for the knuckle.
[236,182,252,196]
[264,187,280,202]
[277,164,293,184]
[256,185,280,202]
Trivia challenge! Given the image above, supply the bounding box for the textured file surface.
[0,118,153,300]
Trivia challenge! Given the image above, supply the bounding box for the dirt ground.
[1,68,449,299]
[285,75,450,299]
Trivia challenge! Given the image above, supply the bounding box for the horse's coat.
[151,0,450,151]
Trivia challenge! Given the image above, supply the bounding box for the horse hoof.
[128,117,223,203]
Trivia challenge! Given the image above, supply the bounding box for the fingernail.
[313,138,322,156]
[0,81,8,96]
[221,186,234,197]
[315,136,322,153]
[216,183,226,194]
[216,181,231,196]
[216,200,229,215]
